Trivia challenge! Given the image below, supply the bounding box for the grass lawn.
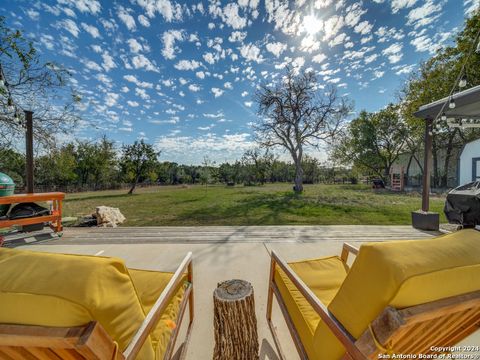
[63,183,447,226]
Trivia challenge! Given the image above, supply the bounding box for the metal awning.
[414,84,480,120]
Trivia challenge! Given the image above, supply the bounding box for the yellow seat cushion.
[313,229,480,359]
[274,255,348,359]
[0,248,188,360]
[129,268,187,358]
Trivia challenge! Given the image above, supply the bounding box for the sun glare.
[303,14,322,35]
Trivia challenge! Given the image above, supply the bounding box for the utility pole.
[24,110,34,193]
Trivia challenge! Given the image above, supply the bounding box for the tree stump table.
[213,279,259,360]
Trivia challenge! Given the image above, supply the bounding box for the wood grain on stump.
[213,279,259,360]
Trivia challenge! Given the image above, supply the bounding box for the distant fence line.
[14,183,161,194]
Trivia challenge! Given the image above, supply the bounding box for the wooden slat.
[25,347,63,360]
[0,193,64,205]
[123,252,193,360]
[270,250,367,360]
[0,324,86,348]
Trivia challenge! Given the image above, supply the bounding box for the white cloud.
[241,91,249,97]
[138,14,150,27]
[222,3,247,29]
[354,21,373,35]
[123,74,153,88]
[196,71,206,79]
[127,100,140,107]
[137,0,182,22]
[117,6,136,31]
[127,38,143,53]
[465,0,480,14]
[312,53,327,63]
[211,87,224,97]
[344,2,366,27]
[81,22,100,38]
[135,87,150,100]
[203,52,216,64]
[224,82,233,90]
[228,31,247,42]
[58,19,80,37]
[26,9,40,20]
[406,0,442,29]
[84,59,102,71]
[244,101,253,107]
[161,30,184,60]
[57,0,101,14]
[174,59,202,70]
[132,55,159,72]
[155,133,254,164]
[105,92,119,107]
[240,43,264,63]
[99,52,115,71]
[391,0,417,13]
[189,84,201,92]
[382,43,403,63]
[266,42,287,57]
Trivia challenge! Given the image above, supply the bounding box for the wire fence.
[14,182,162,194]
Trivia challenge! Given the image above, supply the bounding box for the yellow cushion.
[314,229,480,359]
[0,248,155,359]
[274,255,348,359]
[129,268,187,359]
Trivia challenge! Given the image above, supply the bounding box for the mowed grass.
[63,183,447,226]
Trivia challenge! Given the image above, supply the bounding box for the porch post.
[421,118,432,212]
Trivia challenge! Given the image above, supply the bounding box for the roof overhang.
[413,84,480,120]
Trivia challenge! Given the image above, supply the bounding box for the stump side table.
[213,279,259,360]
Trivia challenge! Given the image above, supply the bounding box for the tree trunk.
[128,176,139,194]
[432,136,439,188]
[294,160,304,193]
[213,279,259,360]
[441,131,456,188]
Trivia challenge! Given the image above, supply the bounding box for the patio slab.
[15,225,479,358]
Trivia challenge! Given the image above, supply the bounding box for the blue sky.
[2,0,477,164]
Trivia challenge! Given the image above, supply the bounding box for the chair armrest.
[340,243,359,264]
[270,251,367,360]
[123,252,193,360]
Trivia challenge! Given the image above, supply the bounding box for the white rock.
[95,206,126,228]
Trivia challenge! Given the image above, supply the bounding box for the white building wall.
[459,138,480,185]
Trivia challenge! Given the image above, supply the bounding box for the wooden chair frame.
[267,244,480,360]
[0,252,195,360]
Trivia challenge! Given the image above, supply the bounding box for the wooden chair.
[0,252,194,360]
[267,230,480,360]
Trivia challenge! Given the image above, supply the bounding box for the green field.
[63,184,447,226]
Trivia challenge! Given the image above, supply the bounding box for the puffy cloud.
[203,52,216,64]
[57,0,101,15]
[136,0,182,22]
[127,100,140,107]
[138,14,150,27]
[83,59,102,71]
[240,43,264,63]
[58,19,80,37]
[189,84,201,92]
[211,87,224,97]
[382,43,403,63]
[244,101,253,107]
[406,0,442,29]
[228,31,247,42]
[26,9,39,20]
[312,53,327,63]
[391,0,417,13]
[222,3,247,29]
[174,59,202,70]
[123,74,153,88]
[266,42,287,57]
[354,21,373,35]
[81,23,100,38]
[105,92,119,107]
[161,30,184,60]
[224,82,233,90]
[102,52,116,71]
[132,54,159,72]
[241,91,249,97]
[117,6,136,31]
[127,38,143,53]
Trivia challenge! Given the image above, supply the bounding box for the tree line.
[332,11,480,187]
[0,138,356,193]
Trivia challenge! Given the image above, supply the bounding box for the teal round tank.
[0,173,15,216]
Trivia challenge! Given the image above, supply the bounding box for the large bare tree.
[255,68,351,193]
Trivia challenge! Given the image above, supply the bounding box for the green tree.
[333,104,408,182]
[401,10,480,187]
[120,140,159,194]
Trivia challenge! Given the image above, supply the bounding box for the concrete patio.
[7,225,479,359]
